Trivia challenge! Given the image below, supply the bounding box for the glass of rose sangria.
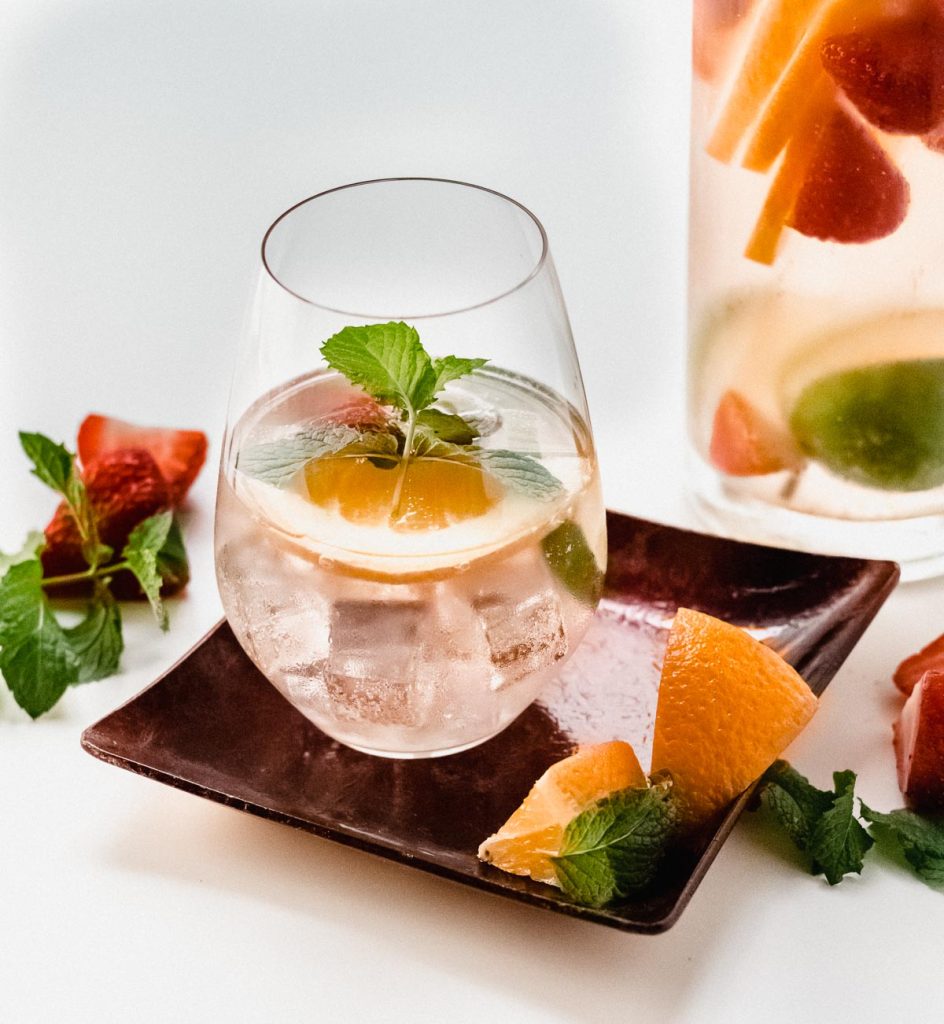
[690,0,944,577]
[215,179,605,758]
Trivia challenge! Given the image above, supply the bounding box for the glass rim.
[260,177,550,320]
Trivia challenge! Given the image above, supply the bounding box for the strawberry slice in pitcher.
[821,12,944,135]
[789,106,910,243]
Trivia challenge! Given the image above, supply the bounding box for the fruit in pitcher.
[789,107,910,243]
[709,389,800,476]
[789,359,944,491]
[894,670,944,811]
[477,741,646,885]
[821,14,944,135]
[651,608,818,829]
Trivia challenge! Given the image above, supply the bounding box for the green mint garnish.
[241,321,565,507]
[0,558,80,717]
[122,510,174,631]
[859,804,944,888]
[541,520,604,605]
[551,775,677,908]
[757,761,874,885]
[0,432,193,717]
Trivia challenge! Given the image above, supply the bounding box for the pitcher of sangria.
[689,0,944,577]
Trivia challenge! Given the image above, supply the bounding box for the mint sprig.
[860,804,944,888]
[551,775,678,907]
[240,322,565,507]
[0,432,191,718]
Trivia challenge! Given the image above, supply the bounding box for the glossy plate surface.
[81,512,899,932]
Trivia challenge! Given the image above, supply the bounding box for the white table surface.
[2,2,942,1021]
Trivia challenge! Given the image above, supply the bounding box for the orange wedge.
[741,0,889,172]
[304,454,501,531]
[477,741,646,885]
[707,0,829,163]
[651,608,818,829]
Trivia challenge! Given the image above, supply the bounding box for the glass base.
[689,462,944,582]
[333,725,510,760]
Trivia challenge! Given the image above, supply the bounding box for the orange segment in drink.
[651,608,818,829]
[305,454,502,531]
[477,741,646,885]
[707,0,829,163]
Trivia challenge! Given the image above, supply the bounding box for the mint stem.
[390,403,417,519]
[40,560,132,588]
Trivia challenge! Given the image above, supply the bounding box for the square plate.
[81,512,898,933]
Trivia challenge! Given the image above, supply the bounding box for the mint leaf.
[156,516,190,590]
[0,559,80,717]
[0,531,45,577]
[551,776,677,907]
[416,408,478,445]
[320,322,488,417]
[239,423,363,486]
[19,431,73,493]
[476,450,563,501]
[321,322,437,414]
[122,511,173,630]
[860,804,944,888]
[65,586,123,684]
[759,760,835,850]
[541,520,604,605]
[19,431,108,568]
[431,355,488,395]
[809,770,874,885]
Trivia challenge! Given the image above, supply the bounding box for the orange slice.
[744,77,835,264]
[708,389,800,475]
[707,0,830,163]
[477,741,646,885]
[305,454,501,531]
[741,0,889,172]
[651,608,818,829]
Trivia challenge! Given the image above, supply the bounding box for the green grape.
[789,360,944,492]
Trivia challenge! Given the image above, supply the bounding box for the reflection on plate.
[81,512,898,933]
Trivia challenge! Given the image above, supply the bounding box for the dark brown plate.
[81,512,898,933]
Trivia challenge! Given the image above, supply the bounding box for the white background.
[1,2,942,1022]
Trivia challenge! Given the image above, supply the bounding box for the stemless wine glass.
[215,178,606,758]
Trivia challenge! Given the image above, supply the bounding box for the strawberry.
[894,670,944,811]
[41,448,182,598]
[894,632,944,695]
[708,390,800,477]
[77,414,207,505]
[821,15,944,136]
[789,107,910,244]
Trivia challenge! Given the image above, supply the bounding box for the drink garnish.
[708,389,801,476]
[789,359,944,491]
[0,421,206,718]
[894,671,944,813]
[239,321,564,508]
[895,632,944,695]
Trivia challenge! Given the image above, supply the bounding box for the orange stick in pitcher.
[744,77,836,264]
[707,0,828,164]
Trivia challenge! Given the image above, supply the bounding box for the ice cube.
[475,590,567,690]
[324,601,431,725]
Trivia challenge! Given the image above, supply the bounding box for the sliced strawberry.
[789,107,910,243]
[708,390,800,476]
[41,448,180,598]
[894,670,944,811]
[821,15,944,135]
[894,632,944,695]
[78,414,207,505]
